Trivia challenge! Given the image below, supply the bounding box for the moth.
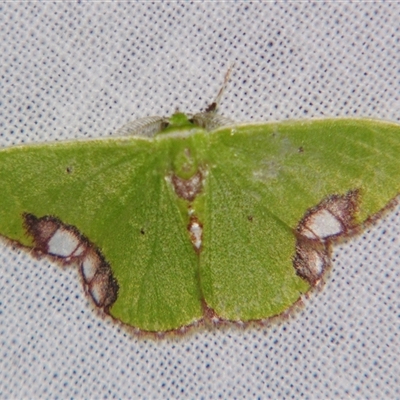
[1,94,399,335]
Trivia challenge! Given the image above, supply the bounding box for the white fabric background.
[0,2,399,399]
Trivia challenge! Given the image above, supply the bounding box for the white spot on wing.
[309,249,324,276]
[72,243,86,257]
[302,209,343,239]
[47,228,81,257]
[81,250,101,283]
[88,269,112,307]
[294,239,329,285]
[89,279,105,306]
[189,221,202,249]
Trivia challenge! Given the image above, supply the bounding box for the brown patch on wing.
[88,259,119,311]
[24,213,60,253]
[297,190,359,241]
[23,213,119,311]
[293,238,330,286]
[171,171,203,201]
[294,190,360,285]
[202,301,223,326]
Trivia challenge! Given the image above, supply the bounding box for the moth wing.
[200,119,400,321]
[0,139,202,332]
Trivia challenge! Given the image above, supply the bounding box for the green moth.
[1,102,400,334]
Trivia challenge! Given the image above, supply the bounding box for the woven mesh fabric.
[1,3,399,399]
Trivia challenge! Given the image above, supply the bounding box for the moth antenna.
[204,64,234,113]
[192,65,235,130]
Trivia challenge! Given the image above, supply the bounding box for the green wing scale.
[1,115,399,333]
